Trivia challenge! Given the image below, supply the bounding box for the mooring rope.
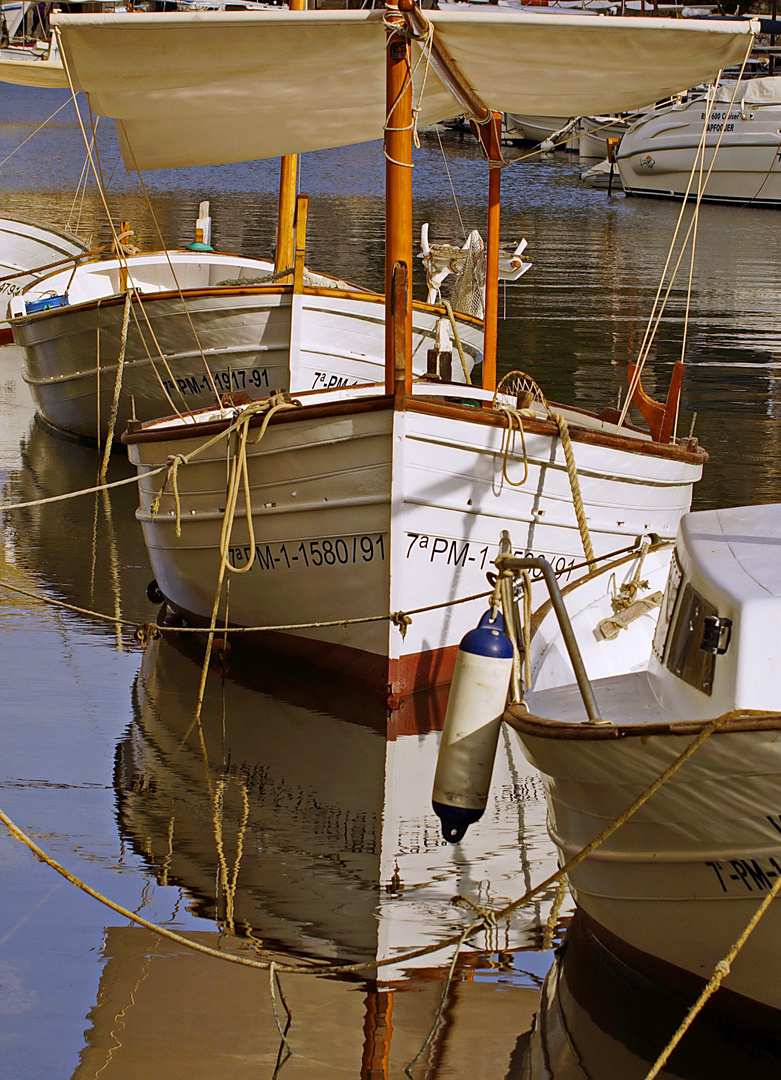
[441,299,472,383]
[0,706,739,980]
[548,410,595,569]
[98,289,132,479]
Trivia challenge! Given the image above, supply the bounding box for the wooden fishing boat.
[54,4,756,696]
[10,244,481,441]
[618,76,781,206]
[505,503,781,1021]
[0,216,87,345]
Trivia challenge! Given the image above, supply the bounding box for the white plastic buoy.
[432,609,514,843]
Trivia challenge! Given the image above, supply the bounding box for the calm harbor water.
[3,84,781,1078]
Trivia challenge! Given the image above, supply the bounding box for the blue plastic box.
[25,294,69,315]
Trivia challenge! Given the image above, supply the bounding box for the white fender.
[432,610,514,842]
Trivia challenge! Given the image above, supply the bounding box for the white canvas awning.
[52,9,756,170]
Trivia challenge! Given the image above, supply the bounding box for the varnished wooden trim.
[503,705,781,741]
[122,393,395,445]
[124,389,708,464]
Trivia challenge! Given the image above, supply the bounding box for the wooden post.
[385,0,413,399]
[470,112,502,400]
[293,194,309,294]
[391,262,408,405]
[275,0,307,282]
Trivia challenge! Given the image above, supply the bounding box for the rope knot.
[390,611,413,639]
[150,453,187,536]
[135,622,161,645]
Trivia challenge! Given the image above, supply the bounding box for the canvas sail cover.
[52,9,756,170]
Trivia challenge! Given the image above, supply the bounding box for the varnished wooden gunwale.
[122,389,708,465]
[12,274,484,330]
[503,705,781,741]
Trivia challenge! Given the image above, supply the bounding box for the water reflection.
[515,910,781,1080]
[115,635,565,976]
[65,636,569,1078]
[2,417,153,636]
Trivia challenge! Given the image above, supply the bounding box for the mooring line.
[0,709,742,981]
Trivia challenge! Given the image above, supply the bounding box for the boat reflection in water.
[3,417,153,633]
[73,634,566,1076]
[515,909,781,1080]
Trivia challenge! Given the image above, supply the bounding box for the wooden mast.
[471,112,503,400]
[274,0,306,282]
[398,2,498,398]
[386,0,413,398]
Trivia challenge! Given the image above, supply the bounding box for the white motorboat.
[617,76,781,206]
[506,112,630,157]
[521,908,781,1077]
[10,243,482,442]
[54,6,756,696]
[505,502,781,1021]
[0,216,88,344]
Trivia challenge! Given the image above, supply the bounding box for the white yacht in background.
[618,76,781,206]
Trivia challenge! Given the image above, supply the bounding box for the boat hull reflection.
[117,634,568,976]
[516,909,781,1079]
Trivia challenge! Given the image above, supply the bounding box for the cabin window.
[665,583,717,695]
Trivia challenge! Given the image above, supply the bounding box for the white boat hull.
[514,717,781,1016]
[127,387,703,695]
[0,216,87,338]
[11,253,481,441]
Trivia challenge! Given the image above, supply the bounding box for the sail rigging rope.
[617,37,753,435]
[0,97,72,169]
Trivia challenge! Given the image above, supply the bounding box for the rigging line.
[127,294,189,418]
[55,30,136,295]
[0,96,71,169]
[119,122,222,408]
[618,91,716,428]
[66,128,95,233]
[617,39,753,432]
[435,124,467,242]
[57,35,191,422]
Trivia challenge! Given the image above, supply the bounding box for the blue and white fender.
[432,609,514,843]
